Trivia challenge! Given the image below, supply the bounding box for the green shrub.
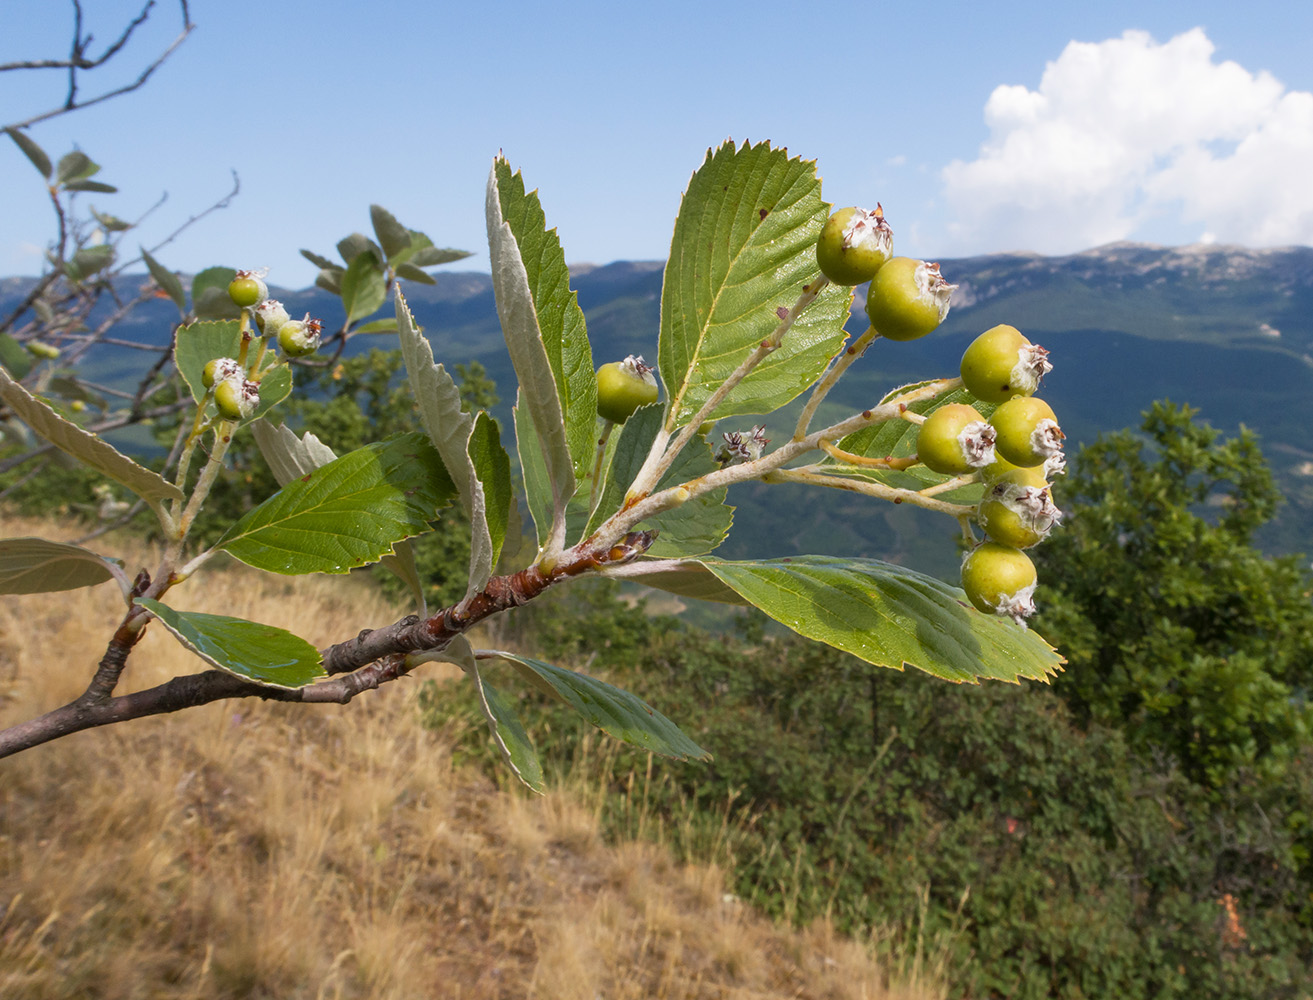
[423,585,1313,999]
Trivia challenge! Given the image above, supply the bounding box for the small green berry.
[254,299,290,337]
[991,396,1064,468]
[916,403,995,475]
[960,542,1037,624]
[981,452,1049,487]
[815,205,893,285]
[25,341,60,360]
[596,355,659,424]
[277,314,323,357]
[977,470,1061,549]
[865,258,957,341]
[960,324,1052,403]
[228,269,268,309]
[213,376,259,421]
[202,357,243,389]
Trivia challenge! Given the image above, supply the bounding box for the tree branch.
[0,531,658,760]
[3,1,195,131]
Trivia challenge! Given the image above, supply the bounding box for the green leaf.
[369,204,413,262]
[396,289,494,595]
[489,650,711,761]
[700,555,1064,684]
[0,537,117,594]
[174,320,240,403]
[136,598,325,689]
[46,376,106,409]
[5,127,51,179]
[191,266,239,320]
[438,636,544,791]
[831,383,1000,504]
[486,159,577,555]
[585,404,733,557]
[251,420,337,486]
[513,393,553,551]
[490,157,596,482]
[91,208,131,232]
[55,151,98,185]
[340,251,388,324]
[251,420,426,611]
[63,179,117,194]
[470,411,513,569]
[473,667,544,792]
[394,262,437,285]
[602,558,751,606]
[351,318,398,335]
[659,140,850,427]
[216,433,456,575]
[314,268,343,296]
[408,245,472,268]
[140,246,186,316]
[300,248,338,270]
[250,364,294,422]
[337,233,382,268]
[69,245,113,280]
[0,367,183,504]
[0,333,33,378]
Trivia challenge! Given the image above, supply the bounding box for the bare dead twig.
[2,0,196,132]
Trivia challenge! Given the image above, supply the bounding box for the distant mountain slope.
[5,244,1312,570]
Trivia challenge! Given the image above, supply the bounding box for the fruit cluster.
[919,322,1062,624]
[949,323,1061,623]
[204,270,323,421]
[817,206,1064,625]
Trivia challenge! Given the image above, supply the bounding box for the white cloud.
[941,28,1313,253]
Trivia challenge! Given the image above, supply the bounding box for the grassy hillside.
[0,515,947,1000]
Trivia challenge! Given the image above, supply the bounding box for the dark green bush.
[422,583,1313,999]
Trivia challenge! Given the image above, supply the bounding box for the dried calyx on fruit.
[960,324,1051,403]
[213,376,260,421]
[596,355,659,424]
[977,471,1062,549]
[865,258,957,341]
[960,542,1037,625]
[716,425,769,466]
[916,403,996,475]
[815,205,894,286]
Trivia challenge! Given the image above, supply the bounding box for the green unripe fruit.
[254,299,290,337]
[981,452,1049,488]
[227,270,268,308]
[864,257,957,341]
[26,340,60,360]
[202,357,243,389]
[213,376,259,421]
[916,403,996,475]
[991,396,1064,468]
[277,314,323,357]
[815,205,893,286]
[960,324,1052,403]
[960,542,1037,624]
[596,355,659,424]
[977,470,1061,549]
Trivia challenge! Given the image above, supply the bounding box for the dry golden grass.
[0,513,946,1000]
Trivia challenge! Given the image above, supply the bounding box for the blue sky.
[3,0,1312,286]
